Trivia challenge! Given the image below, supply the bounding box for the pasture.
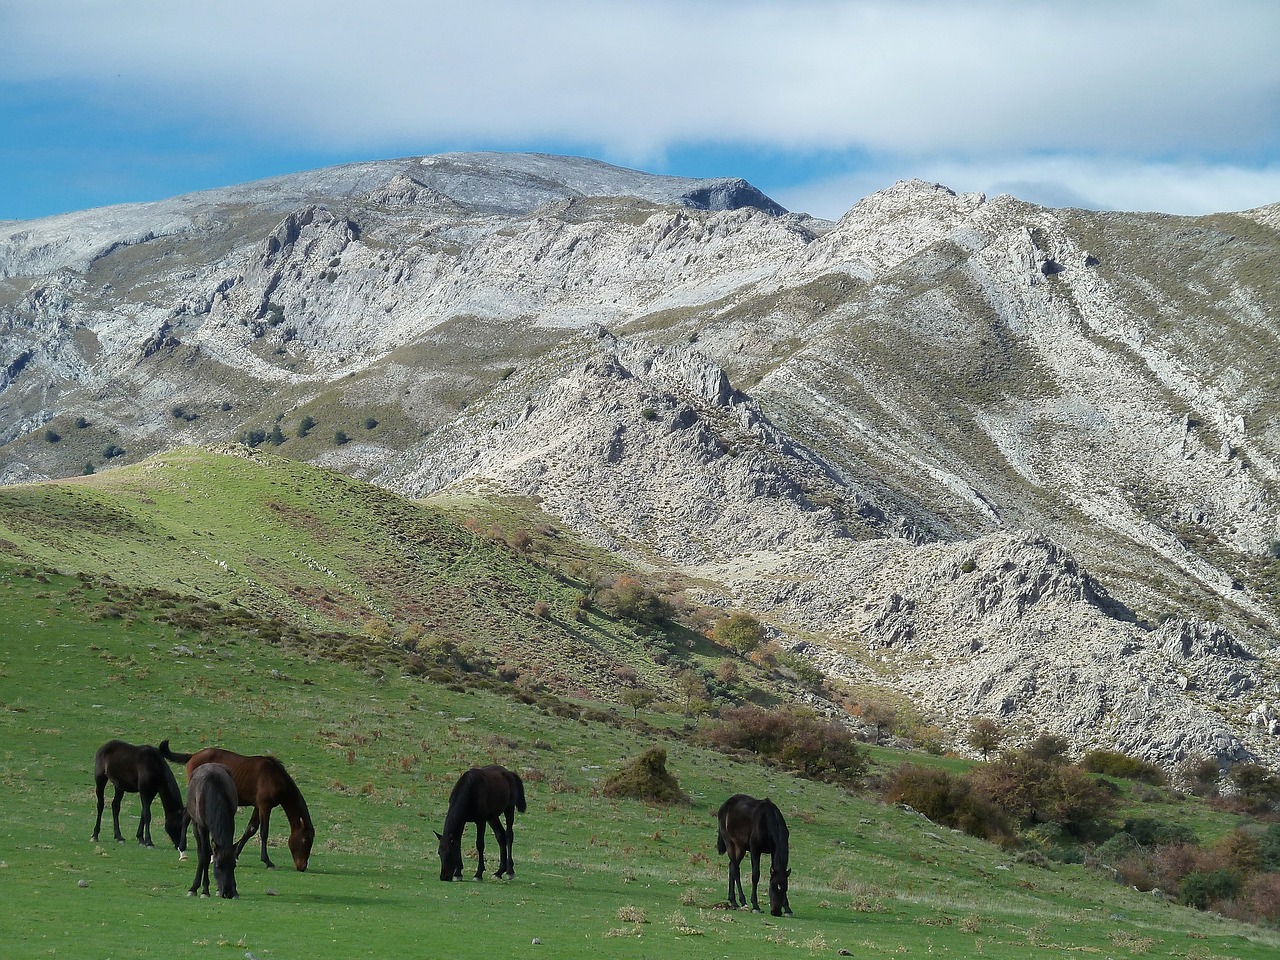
[2,563,1278,959]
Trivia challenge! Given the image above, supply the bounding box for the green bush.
[1179,869,1243,910]
[334,430,350,446]
[43,428,61,443]
[1080,749,1167,785]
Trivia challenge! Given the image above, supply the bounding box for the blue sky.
[2,0,1279,223]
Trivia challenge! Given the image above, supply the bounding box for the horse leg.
[92,774,107,842]
[488,817,508,878]
[502,811,515,878]
[235,808,273,868]
[727,851,745,908]
[256,807,275,869]
[189,825,211,897]
[749,850,763,913]
[137,789,154,846]
[110,785,126,843]
[473,821,486,880]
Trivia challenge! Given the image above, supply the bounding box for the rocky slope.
[1,152,1277,771]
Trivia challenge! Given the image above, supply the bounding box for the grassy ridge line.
[0,445,674,698]
[2,564,1277,959]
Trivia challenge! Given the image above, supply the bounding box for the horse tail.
[512,771,527,813]
[158,739,193,764]
[716,820,727,855]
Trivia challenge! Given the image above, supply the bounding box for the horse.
[160,740,315,871]
[186,763,239,898]
[91,739,186,854]
[716,793,792,916]
[435,765,526,881]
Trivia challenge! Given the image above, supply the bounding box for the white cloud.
[5,1,1278,156]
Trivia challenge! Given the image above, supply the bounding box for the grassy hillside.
[0,446,719,702]
[2,563,1278,960]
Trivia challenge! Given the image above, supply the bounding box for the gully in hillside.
[160,740,315,871]
[436,764,526,881]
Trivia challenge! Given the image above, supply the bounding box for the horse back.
[188,763,238,846]
[185,748,293,808]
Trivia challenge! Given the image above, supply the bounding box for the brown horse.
[92,739,185,853]
[160,740,314,871]
[186,763,239,899]
[717,793,792,916]
[435,765,526,881]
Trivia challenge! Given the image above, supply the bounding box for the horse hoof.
[179,852,189,861]
[187,890,197,897]
[752,907,762,914]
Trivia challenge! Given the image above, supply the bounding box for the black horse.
[91,739,185,853]
[435,765,526,881]
[716,793,792,916]
[186,763,239,899]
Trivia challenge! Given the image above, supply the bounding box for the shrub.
[711,612,764,657]
[969,752,1117,835]
[43,428,61,443]
[1179,869,1243,910]
[883,763,1010,842]
[1121,817,1197,847]
[1080,750,1167,785]
[597,574,670,624]
[74,416,90,429]
[602,747,687,804]
[297,415,316,438]
[102,444,126,459]
[334,430,350,446]
[701,705,867,787]
[82,463,95,475]
[1229,763,1280,811]
[1025,733,1072,764]
[364,417,379,430]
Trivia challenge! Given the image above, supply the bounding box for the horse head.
[163,807,186,853]
[289,821,315,871]
[768,866,792,917]
[212,846,239,899]
[435,830,462,881]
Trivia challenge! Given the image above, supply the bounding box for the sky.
[2,0,1279,223]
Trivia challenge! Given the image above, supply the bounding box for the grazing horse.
[716,793,792,916]
[160,740,315,871]
[91,739,185,853]
[186,763,239,899]
[435,765,526,881]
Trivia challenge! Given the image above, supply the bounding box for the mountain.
[2,151,1278,770]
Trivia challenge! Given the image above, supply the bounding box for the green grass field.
[3,562,1278,960]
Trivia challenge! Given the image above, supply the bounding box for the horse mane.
[154,749,184,815]
[762,799,789,868]
[442,770,477,835]
[267,756,313,828]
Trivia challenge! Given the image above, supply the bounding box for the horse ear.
[434,831,443,841]
[786,868,792,877]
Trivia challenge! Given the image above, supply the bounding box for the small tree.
[860,700,898,744]
[620,687,657,719]
[297,415,316,438]
[334,429,350,446]
[712,612,764,658]
[675,669,707,718]
[268,424,285,446]
[967,717,1005,759]
[43,428,61,443]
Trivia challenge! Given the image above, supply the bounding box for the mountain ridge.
[2,151,1277,771]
